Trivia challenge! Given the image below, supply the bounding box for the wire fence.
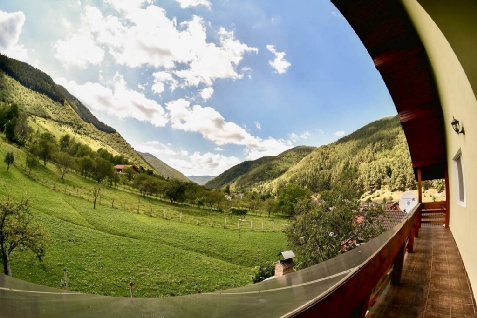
[15,164,291,233]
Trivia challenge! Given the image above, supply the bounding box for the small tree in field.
[53,152,73,180]
[4,152,14,171]
[92,180,106,209]
[0,197,49,276]
[26,154,39,175]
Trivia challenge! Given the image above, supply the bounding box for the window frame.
[453,149,466,207]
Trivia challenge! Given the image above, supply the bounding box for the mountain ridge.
[0,54,186,179]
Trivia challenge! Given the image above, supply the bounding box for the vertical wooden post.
[417,168,423,230]
[417,168,423,203]
[445,165,450,228]
[391,244,405,286]
[349,293,371,318]
[415,205,421,238]
[129,281,134,298]
[407,226,415,253]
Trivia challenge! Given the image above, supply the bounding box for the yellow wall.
[402,0,477,300]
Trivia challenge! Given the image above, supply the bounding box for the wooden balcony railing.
[0,203,424,318]
[291,204,422,317]
[421,201,447,228]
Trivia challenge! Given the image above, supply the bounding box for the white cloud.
[136,141,178,156]
[175,0,212,9]
[289,133,299,142]
[187,152,240,176]
[151,71,178,95]
[0,10,28,61]
[300,131,311,139]
[56,73,168,127]
[53,34,104,69]
[166,98,293,159]
[266,44,291,74]
[180,149,189,156]
[214,147,224,151]
[104,0,153,14]
[72,5,257,89]
[255,122,261,130]
[335,130,345,137]
[199,87,214,101]
[331,11,345,19]
[166,98,260,146]
[244,137,292,160]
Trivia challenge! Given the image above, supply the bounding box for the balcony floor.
[367,228,476,318]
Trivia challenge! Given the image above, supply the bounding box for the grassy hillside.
[205,146,316,191]
[138,152,189,182]
[0,55,186,178]
[0,53,115,133]
[0,140,289,297]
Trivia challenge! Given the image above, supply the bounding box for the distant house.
[114,164,139,174]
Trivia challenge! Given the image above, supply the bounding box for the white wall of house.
[402,0,477,299]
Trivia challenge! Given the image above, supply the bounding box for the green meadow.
[0,140,289,297]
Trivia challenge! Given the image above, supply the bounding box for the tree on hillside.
[277,184,311,217]
[59,134,71,151]
[92,157,114,183]
[92,180,105,209]
[262,197,277,217]
[203,189,224,210]
[25,154,39,175]
[4,152,14,171]
[53,152,74,180]
[0,197,49,276]
[164,180,186,204]
[76,156,94,177]
[30,132,57,166]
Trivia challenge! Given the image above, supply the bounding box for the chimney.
[274,250,295,277]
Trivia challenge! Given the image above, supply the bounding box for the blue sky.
[0,0,396,176]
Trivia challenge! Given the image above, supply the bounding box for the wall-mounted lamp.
[451,117,465,135]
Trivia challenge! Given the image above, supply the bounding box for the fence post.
[129,281,134,298]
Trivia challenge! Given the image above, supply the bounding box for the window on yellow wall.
[453,149,466,206]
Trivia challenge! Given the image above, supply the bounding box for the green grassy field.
[0,141,289,297]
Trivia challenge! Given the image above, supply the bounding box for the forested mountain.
[207,116,417,196]
[204,146,316,191]
[268,116,416,195]
[138,152,189,182]
[0,55,183,178]
[0,54,115,133]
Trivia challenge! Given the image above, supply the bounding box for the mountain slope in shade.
[138,152,190,182]
[187,176,216,185]
[204,145,316,190]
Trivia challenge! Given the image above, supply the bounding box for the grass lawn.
[0,141,289,297]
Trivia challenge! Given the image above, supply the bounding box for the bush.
[230,207,248,216]
[251,263,275,283]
